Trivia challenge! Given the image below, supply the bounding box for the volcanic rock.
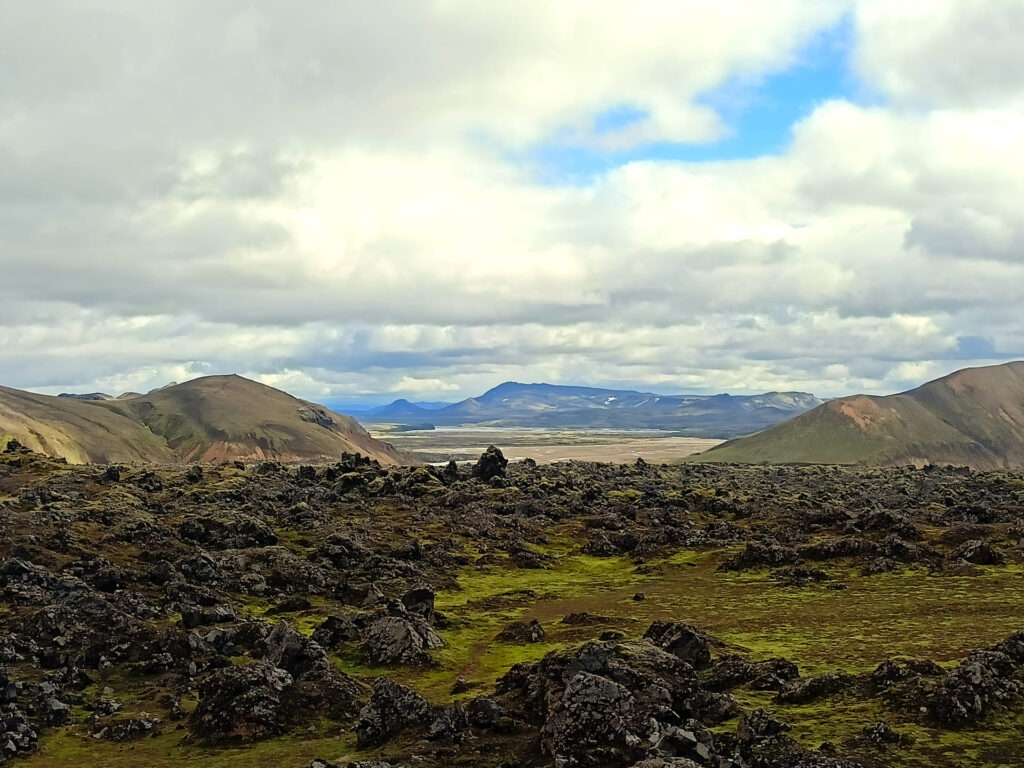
[355,677,431,747]
[643,622,711,669]
[191,662,293,743]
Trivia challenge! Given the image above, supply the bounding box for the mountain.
[57,392,113,401]
[364,382,823,437]
[690,361,1024,469]
[0,375,405,465]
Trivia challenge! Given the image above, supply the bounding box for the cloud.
[1,1,1022,403]
[854,0,1024,107]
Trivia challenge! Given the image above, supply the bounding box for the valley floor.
[364,424,723,464]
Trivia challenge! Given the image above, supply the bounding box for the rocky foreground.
[2,441,1024,766]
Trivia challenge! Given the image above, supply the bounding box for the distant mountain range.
[692,361,1024,470]
[352,382,824,437]
[0,375,404,465]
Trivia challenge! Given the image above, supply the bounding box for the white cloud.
[1,1,1023,403]
[854,0,1024,107]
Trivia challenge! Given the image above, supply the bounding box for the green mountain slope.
[0,375,405,465]
[690,361,1024,470]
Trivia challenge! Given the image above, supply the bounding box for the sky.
[2,1,1024,406]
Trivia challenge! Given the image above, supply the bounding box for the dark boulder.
[361,614,443,666]
[1,558,58,605]
[400,586,437,623]
[870,658,943,691]
[776,673,852,704]
[0,707,38,762]
[643,622,711,669]
[311,614,362,649]
[844,721,913,749]
[179,513,278,550]
[355,677,431,747]
[473,446,508,481]
[465,696,507,729]
[266,596,312,615]
[680,690,739,726]
[496,639,702,766]
[799,537,879,562]
[719,542,798,571]
[398,467,445,497]
[191,662,293,743]
[90,714,162,742]
[953,539,1005,566]
[316,533,371,569]
[261,621,329,679]
[540,671,644,763]
[495,619,546,644]
[441,460,460,484]
[426,702,471,742]
[705,654,800,692]
[736,708,791,745]
[930,649,1021,726]
[180,603,236,629]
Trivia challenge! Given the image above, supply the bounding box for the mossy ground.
[11,452,1024,768]
[22,546,1024,767]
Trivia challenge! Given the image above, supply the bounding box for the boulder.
[643,622,711,669]
[400,586,437,623]
[540,671,642,763]
[845,721,913,749]
[90,714,161,742]
[953,539,1005,566]
[495,619,546,644]
[473,446,508,481]
[266,596,312,615]
[261,621,329,678]
[311,614,362,649]
[0,707,38,762]
[355,678,431,747]
[361,614,443,667]
[705,654,799,692]
[930,649,1021,726]
[180,603,236,629]
[191,662,293,743]
[719,542,798,571]
[427,702,470,742]
[496,639,702,766]
[776,673,852,705]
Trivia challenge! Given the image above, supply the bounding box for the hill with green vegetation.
[0,375,405,465]
[690,361,1024,469]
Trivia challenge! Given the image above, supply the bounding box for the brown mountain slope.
[0,386,174,464]
[0,375,405,465]
[690,361,1024,470]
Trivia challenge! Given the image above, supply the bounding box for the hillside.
[0,375,405,465]
[691,361,1024,469]
[362,382,823,437]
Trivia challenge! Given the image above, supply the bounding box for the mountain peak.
[0,375,406,465]
[693,361,1024,469]
[367,380,821,436]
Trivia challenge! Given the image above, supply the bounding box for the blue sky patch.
[528,17,856,183]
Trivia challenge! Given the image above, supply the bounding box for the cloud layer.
[1,1,1021,402]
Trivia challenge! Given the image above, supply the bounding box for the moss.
[436,554,645,611]
[28,727,368,768]
[606,489,643,503]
